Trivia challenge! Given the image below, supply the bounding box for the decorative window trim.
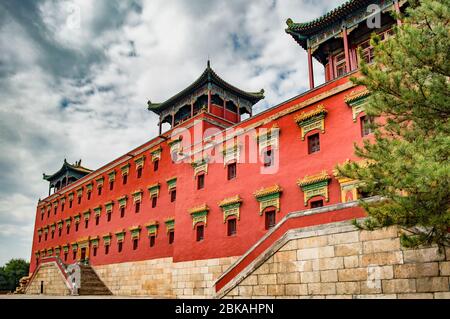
[77,237,90,248]
[134,155,145,169]
[218,195,242,223]
[55,246,61,255]
[52,200,58,208]
[40,249,46,256]
[222,144,241,166]
[254,124,280,154]
[117,195,128,208]
[105,201,114,213]
[254,185,283,215]
[86,183,93,193]
[35,251,40,258]
[60,196,66,205]
[344,88,370,122]
[115,230,126,243]
[164,217,175,233]
[189,204,209,228]
[43,226,49,234]
[71,242,78,251]
[132,189,143,203]
[150,146,162,162]
[120,163,130,176]
[50,223,56,232]
[129,226,141,239]
[108,171,116,182]
[68,192,74,201]
[93,205,102,217]
[168,138,183,162]
[102,233,112,246]
[37,228,43,236]
[147,183,160,198]
[191,158,208,177]
[294,104,328,140]
[90,236,99,248]
[64,217,72,226]
[62,244,69,253]
[73,214,81,224]
[57,220,64,229]
[145,221,159,236]
[47,248,53,256]
[83,210,91,220]
[76,187,83,198]
[96,177,104,187]
[297,171,331,206]
[167,137,182,148]
[166,177,177,192]
[333,160,370,202]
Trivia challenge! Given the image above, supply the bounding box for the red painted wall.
[29,73,371,273]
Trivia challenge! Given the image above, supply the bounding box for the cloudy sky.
[0,0,347,266]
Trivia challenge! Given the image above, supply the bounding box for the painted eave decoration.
[254,184,283,199]
[297,171,331,187]
[344,88,371,105]
[189,204,210,215]
[218,195,242,208]
[294,104,328,124]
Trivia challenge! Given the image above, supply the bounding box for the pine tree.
[338,0,450,248]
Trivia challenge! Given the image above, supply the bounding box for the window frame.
[197,173,205,190]
[264,210,276,230]
[227,218,237,236]
[227,162,237,180]
[196,224,205,242]
[310,199,324,208]
[307,133,320,154]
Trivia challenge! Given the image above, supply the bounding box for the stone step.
[76,265,112,296]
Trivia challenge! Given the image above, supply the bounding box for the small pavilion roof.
[285,0,372,50]
[43,159,92,182]
[147,61,265,115]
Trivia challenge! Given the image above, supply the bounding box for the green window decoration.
[297,171,331,206]
[189,204,209,228]
[294,104,328,140]
[145,221,159,236]
[165,218,175,233]
[344,89,370,122]
[218,195,242,222]
[254,185,283,215]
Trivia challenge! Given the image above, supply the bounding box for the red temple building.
[26,1,443,298]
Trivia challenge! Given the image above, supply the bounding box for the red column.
[342,26,351,73]
[307,48,314,89]
[159,115,162,135]
[237,104,241,122]
[328,55,334,80]
[223,100,226,118]
[394,0,402,26]
[207,89,211,113]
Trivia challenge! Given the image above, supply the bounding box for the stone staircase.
[78,264,112,295]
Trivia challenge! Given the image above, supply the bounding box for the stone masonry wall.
[93,256,238,298]
[25,262,71,295]
[223,224,450,299]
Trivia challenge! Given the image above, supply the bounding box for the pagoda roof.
[147,61,265,115]
[43,159,92,182]
[285,0,372,50]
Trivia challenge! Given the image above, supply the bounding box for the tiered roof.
[43,159,92,182]
[147,61,264,115]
